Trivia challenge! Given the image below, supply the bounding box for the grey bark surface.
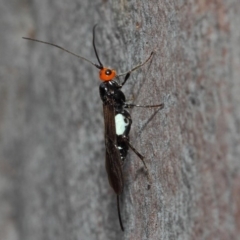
[1,0,240,240]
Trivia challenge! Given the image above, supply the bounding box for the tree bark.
[1,0,240,239]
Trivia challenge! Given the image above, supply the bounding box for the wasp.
[23,25,164,231]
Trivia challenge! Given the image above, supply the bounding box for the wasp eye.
[105,69,112,75]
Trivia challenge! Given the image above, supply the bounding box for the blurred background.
[1,0,240,240]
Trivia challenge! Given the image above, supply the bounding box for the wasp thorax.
[99,67,116,81]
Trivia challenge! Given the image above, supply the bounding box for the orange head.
[99,67,116,81]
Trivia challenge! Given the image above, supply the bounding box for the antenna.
[92,24,103,68]
[22,29,103,69]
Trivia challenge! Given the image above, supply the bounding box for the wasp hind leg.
[121,137,152,188]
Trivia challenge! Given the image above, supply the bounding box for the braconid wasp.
[23,25,164,231]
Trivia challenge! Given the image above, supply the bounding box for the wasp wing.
[103,102,123,194]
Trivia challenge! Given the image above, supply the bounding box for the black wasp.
[23,25,164,231]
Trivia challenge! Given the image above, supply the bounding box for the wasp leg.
[121,137,152,188]
[125,102,164,109]
[119,72,131,87]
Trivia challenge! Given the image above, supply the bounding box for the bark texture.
[0,0,240,240]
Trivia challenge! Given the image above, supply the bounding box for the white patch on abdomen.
[115,114,128,136]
